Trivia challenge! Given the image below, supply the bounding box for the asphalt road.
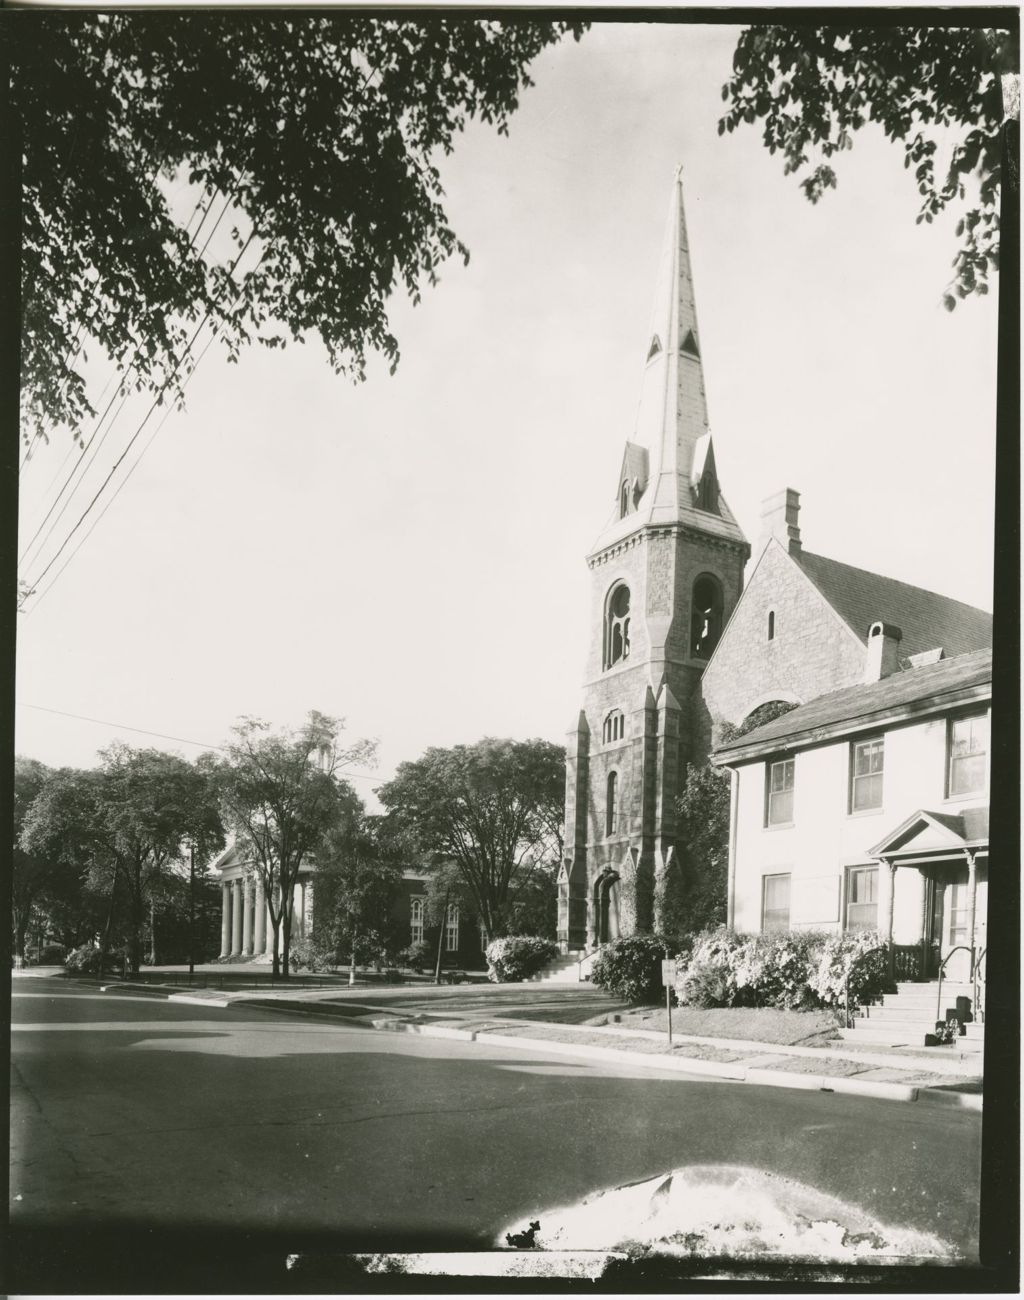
[10,981,982,1290]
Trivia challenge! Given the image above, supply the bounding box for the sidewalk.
[87,974,983,1110]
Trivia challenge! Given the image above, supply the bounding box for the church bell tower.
[558,169,750,954]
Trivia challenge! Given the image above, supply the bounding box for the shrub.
[677,926,746,1007]
[589,934,670,1004]
[64,944,103,974]
[679,925,892,1012]
[287,937,334,972]
[485,935,558,983]
[38,943,68,964]
[396,940,434,972]
[808,930,888,1008]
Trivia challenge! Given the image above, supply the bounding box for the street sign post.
[661,959,677,1046]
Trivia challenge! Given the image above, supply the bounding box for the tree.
[377,737,565,942]
[208,711,375,978]
[12,757,56,964]
[13,13,586,446]
[313,800,404,984]
[20,748,223,973]
[721,24,1013,306]
[671,763,733,938]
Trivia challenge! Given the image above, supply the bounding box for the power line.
[15,702,381,781]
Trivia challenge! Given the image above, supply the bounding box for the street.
[11,982,982,1289]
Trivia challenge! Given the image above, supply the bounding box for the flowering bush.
[64,944,103,973]
[678,926,891,1012]
[485,936,558,983]
[589,934,670,1004]
[807,929,887,1008]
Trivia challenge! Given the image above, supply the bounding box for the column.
[303,880,314,936]
[254,878,266,955]
[241,878,254,957]
[293,881,305,939]
[219,882,231,959]
[965,850,978,969]
[230,879,243,957]
[884,858,897,979]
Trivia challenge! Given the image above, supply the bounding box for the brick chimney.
[864,621,903,682]
[759,488,802,554]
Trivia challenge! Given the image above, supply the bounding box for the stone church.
[555,169,992,959]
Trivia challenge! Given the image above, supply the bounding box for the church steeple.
[592,167,747,553]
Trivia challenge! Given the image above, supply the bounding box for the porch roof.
[869,805,989,861]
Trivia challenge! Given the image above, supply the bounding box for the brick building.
[556,169,992,963]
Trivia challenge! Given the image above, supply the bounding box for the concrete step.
[841,1022,985,1047]
[864,1003,977,1021]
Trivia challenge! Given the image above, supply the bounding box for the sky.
[15,20,1000,807]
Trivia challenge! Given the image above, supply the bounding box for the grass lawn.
[594,1004,843,1046]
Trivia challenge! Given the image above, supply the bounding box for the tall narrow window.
[766,757,795,826]
[691,574,723,658]
[947,711,989,797]
[850,737,885,812]
[606,771,618,836]
[846,866,878,930]
[761,873,791,932]
[605,584,631,668]
[410,897,425,946]
[445,903,460,952]
[767,611,775,641]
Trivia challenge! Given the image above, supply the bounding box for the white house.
[712,645,990,1006]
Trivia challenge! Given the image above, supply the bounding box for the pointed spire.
[633,165,710,518]
[589,167,748,554]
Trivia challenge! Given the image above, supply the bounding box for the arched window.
[691,574,723,659]
[410,897,425,946]
[606,771,618,836]
[605,584,631,668]
[767,610,775,641]
[603,709,625,743]
[620,480,631,518]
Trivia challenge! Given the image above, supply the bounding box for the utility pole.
[188,841,196,980]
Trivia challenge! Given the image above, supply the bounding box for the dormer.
[690,432,720,515]
[616,442,649,518]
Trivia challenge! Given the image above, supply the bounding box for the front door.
[924,866,971,982]
[597,875,620,944]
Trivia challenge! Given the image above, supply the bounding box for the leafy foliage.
[207,711,374,978]
[678,925,890,1011]
[287,936,335,973]
[661,763,733,941]
[721,25,1011,305]
[13,14,586,445]
[396,939,434,971]
[64,943,104,974]
[718,699,800,744]
[589,933,670,1004]
[313,802,405,971]
[484,935,557,983]
[378,737,565,941]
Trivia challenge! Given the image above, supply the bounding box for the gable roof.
[795,549,992,660]
[714,647,991,763]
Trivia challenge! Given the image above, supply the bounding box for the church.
[556,168,992,980]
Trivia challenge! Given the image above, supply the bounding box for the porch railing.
[972,946,987,1025]
[934,945,974,1029]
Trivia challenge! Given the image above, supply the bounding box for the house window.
[845,866,878,930]
[691,574,723,658]
[766,757,795,826]
[603,709,625,743]
[850,737,884,812]
[445,903,460,952]
[947,880,970,946]
[947,711,989,797]
[606,771,618,836]
[767,610,775,641]
[761,873,791,932]
[410,897,425,946]
[605,584,631,668]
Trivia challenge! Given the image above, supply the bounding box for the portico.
[217,855,314,960]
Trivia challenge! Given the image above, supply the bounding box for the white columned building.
[211,844,316,963]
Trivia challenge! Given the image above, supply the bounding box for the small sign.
[661,959,677,986]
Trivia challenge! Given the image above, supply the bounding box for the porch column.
[303,881,314,936]
[219,882,231,959]
[254,878,266,955]
[919,868,931,975]
[293,881,305,939]
[264,890,275,956]
[241,878,254,957]
[230,879,243,957]
[883,858,897,979]
[965,849,978,971]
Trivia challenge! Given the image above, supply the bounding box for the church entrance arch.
[594,871,621,945]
